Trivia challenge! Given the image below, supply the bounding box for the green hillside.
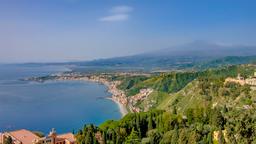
[117,72,198,97]
[194,55,256,70]
[75,64,256,144]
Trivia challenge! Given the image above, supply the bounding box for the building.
[34,129,76,144]
[0,129,40,144]
[225,71,256,87]
[245,71,256,86]
[0,129,76,144]
[224,74,246,85]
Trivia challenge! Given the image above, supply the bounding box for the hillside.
[108,65,256,114]
[75,64,256,144]
[195,55,256,70]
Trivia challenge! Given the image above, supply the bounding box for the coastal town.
[0,72,156,144]
[26,72,155,115]
[0,128,75,144]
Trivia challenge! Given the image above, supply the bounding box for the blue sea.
[0,64,121,134]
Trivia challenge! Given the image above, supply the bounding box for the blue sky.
[0,0,255,63]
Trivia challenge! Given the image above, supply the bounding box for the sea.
[0,64,121,134]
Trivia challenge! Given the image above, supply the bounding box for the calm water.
[0,64,121,133]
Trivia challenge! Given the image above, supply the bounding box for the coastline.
[77,78,129,117]
[78,76,130,117]
[29,74,130,117]
[106,97,128,117]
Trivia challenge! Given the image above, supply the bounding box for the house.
[0,129,76,144]
[0,129,40,144]
[224,74,246,85]
[245,71,256,86]
[225,71,256,87]
[34,128,76,144]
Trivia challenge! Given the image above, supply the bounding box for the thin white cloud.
[99,5,133,22]
[110,6,133,13]
[99,14,129,22]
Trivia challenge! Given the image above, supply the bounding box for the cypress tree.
[102,131,107,144]
[148,114,153,130]
[125,128,140,144]
[171,125,179,144]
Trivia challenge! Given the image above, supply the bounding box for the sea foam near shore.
[106,97,128,117]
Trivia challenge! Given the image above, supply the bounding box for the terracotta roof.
[57,133,76,142]
[8,129,39,144]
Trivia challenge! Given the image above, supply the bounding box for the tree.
[148,114,153,131]
[178,129,187,144]
[102,131,107,144]
[186,108,194,124]
[211,109,225,129]
[85,131,94,144]
[206,132,213,144]
[171,125,179,144]
[125,128,140,144]
[4,136,13,144]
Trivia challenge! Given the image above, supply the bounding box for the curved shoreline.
[90,80,129,117]
[28,75,130,117]
[106,97,128,117]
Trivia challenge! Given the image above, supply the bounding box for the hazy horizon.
[1,0,255,63]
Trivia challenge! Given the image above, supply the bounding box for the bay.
[0,64,121,133]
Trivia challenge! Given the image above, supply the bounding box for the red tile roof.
[57,133,76,142]
[8,129,40,144]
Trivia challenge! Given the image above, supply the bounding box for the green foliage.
[125,128,140,144]
[117,72,198,96]
[76,64,256,143]
[76,124,99,144]
[117,76,149,96]
[32,131,45,138]
[4,136,12,144]
[76,104,256,143]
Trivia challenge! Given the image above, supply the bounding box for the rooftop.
[7,129,39,144]
[57,133,76,142]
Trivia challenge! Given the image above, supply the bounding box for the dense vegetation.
[76,107,256,143]
[195,56,256,70]
[76,65,256,144]
[117,72,198,96]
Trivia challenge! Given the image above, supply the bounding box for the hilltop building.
[0,129,76,144]
[245,72,256,86]
[225,74,246,85]
[225,71,256,87]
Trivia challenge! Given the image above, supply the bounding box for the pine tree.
[125,128,140,144]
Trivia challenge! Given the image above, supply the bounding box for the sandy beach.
[106,97,128,117]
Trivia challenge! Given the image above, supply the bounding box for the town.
[0,128,75,144]
[26,72,155,114]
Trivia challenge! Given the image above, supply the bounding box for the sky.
[0,0,255,63]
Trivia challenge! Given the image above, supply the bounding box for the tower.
[48,128,57,144]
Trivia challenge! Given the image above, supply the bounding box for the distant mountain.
[145,41,256,57]
[74,41,256,70]
[195,55,256,70]
[16,41,256,71]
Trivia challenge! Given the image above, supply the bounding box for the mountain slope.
[74,41,256,71]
